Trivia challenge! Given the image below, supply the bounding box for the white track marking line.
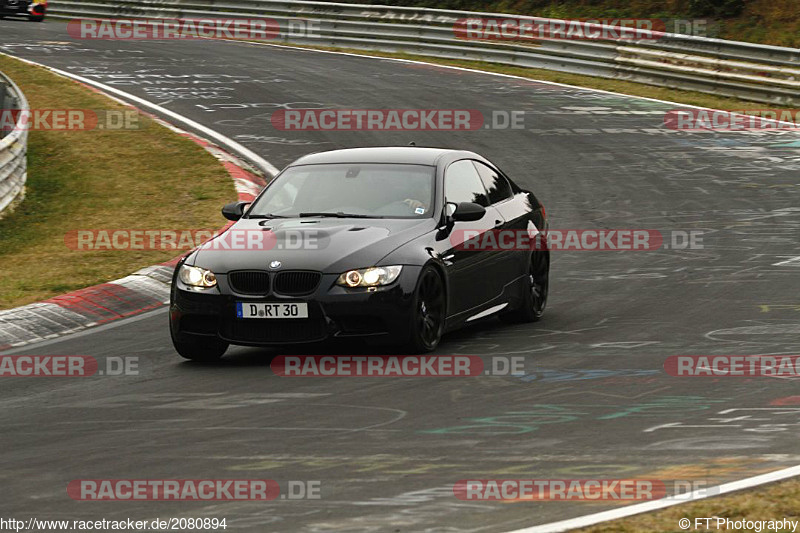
[773,256,800,266]
[0,308,166,355]
[505,465,800,532]
[231,40,800,130]
[0,51,280,178]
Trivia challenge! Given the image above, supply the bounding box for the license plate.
[236,302,308,319]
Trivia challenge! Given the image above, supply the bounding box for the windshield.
[247,163,436,219]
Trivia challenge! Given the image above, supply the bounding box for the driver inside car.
[385,175,430,214]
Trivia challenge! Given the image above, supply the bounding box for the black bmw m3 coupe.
[169,147,548,359]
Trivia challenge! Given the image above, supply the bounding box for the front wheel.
[403,266,445,353]
[500,251,549,323]
[29,15,44,22]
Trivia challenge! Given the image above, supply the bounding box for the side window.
[444,160,489,207]
[473,161,513,204]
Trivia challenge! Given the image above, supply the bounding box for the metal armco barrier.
[0,70,28,214]
[49,0,800,105]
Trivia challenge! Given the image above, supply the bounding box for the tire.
[404,266,445,353]
[500,251,549,323]
[29,15,44,21]
[171,332,228,362]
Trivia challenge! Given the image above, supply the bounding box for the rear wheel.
[501,251,548,323]
[29,14,44,21]
[404,266,445,353]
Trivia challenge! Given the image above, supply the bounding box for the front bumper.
[170,266,421,346]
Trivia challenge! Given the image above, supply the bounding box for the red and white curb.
[0,56,271,351]
[0,265,175,350]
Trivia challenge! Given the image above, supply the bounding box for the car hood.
[190,217,434,273]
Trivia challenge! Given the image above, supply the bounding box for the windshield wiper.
[246,213,288,219]
[298,212,379,219]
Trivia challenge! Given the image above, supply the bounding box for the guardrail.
[0,71,28,214]
[48,0,800,106]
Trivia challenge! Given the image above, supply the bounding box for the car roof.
[288,147,479,167]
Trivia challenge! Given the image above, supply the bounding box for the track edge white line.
[0,51,280,177]
[236,40,800,129]
[505,465,800,533]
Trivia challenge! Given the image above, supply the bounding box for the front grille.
[223,317,327,343]
[229,270,270,295]
[273,271,321,296]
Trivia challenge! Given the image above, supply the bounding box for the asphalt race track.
[3,20,800,532]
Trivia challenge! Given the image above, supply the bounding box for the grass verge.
[0,54,236,309]
[578,478,800,532]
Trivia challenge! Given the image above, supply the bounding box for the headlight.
[336,266,402,288]
[178,265,217,288]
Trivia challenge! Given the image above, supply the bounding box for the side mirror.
[221,201,248,221]
[451,201,486,222]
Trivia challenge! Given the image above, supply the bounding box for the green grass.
[0,54,236,309]
[579,478,800,532]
